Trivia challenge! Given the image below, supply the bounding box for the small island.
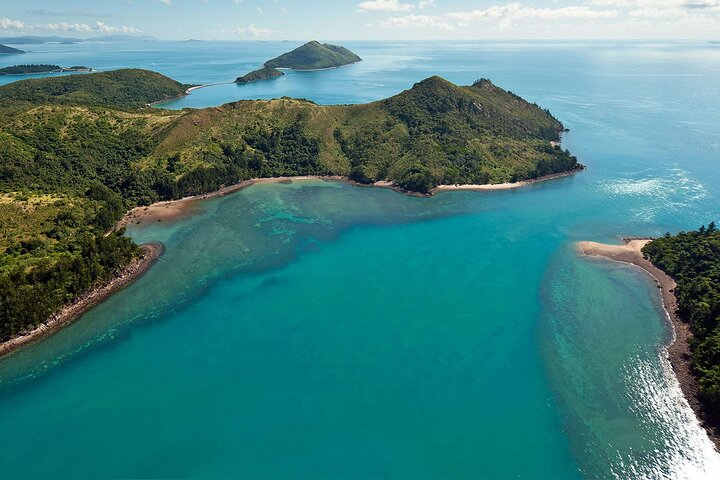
[0,44,25,54]
[235,66,284,84]
[0,64,92,76]
[235,41,361,84]
[264,41,361,70]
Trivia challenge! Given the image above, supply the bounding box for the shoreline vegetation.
[577,239,720,448]
[118,168,583,228]
[0,243,163,358]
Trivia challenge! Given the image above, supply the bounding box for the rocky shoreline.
[0,243,164,358]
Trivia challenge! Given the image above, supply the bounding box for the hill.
[0,44,25,54]
[264,41,361,70]
[235,66,284,84]
[0,69,579,340]
[0,65,62,75]
[0,69,190,109]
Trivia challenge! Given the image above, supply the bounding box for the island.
[235,66,285,84]
[0,68,581,353]
[264,41,361,70]
[0,44,25,54]
[579,225,720,446]
[0,64,93,76]
[235,41,361,84]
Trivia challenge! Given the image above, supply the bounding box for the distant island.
[0,68,580,351]
[0,64,92,76]
[0,44,25,54]
[235,41,361,84]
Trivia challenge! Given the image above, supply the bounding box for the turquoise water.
[1,41,720,478]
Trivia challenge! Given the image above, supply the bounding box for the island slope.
[264,41,361,70]
[0,44,25,54]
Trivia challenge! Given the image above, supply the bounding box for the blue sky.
[1,0,719,40]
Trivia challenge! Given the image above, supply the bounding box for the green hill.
[264,41,361,70]
[0,68,189,109]
[0,44,25,54]
[235,66,284,84]
[0,69,579,339]
[0,64,63,75]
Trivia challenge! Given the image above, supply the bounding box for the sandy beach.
[0,243,164,358]
[118,169,585,229]
[434,167,583,192]
[577,239,720,447]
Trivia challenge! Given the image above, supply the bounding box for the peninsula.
[0,68,580,352]
[0,44,24,54]
[0,64,92,76]
[235,41,361,84]
[579,225,720,446]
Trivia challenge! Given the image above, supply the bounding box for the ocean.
[0,40,719,478]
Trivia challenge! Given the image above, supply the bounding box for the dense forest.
[0,68,579,340]
[644,225,720,418]
[0,64,62,75]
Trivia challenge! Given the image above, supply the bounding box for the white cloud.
[95,21,142,34]
[358,0,415,12]
[159,0,172,5]
[41,22,94,32]
[0,17,27,30]
[235,24,272,37]
[419,0,436,8]
[0,16,141,34]
[628,7,685,16]
[449,4,619,22]
[380,14,454,29]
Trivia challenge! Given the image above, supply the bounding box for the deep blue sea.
[1,40,719,478]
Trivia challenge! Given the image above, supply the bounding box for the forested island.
[265,41,361,69]
[0,68,579,345]
[235,41,361,84]
[643,225,720,427]
[235,66,284,84]
[0,64,92,76]
[0,44,25,54]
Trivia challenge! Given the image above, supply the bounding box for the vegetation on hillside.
[235,66,284,84]
[643,224,720,419]
[0,65,93,76]
[0,68,579,340]
[264,41,361,70]
[0,68,189,109]
[0,44,25,54]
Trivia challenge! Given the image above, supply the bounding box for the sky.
[1,0,719,40]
